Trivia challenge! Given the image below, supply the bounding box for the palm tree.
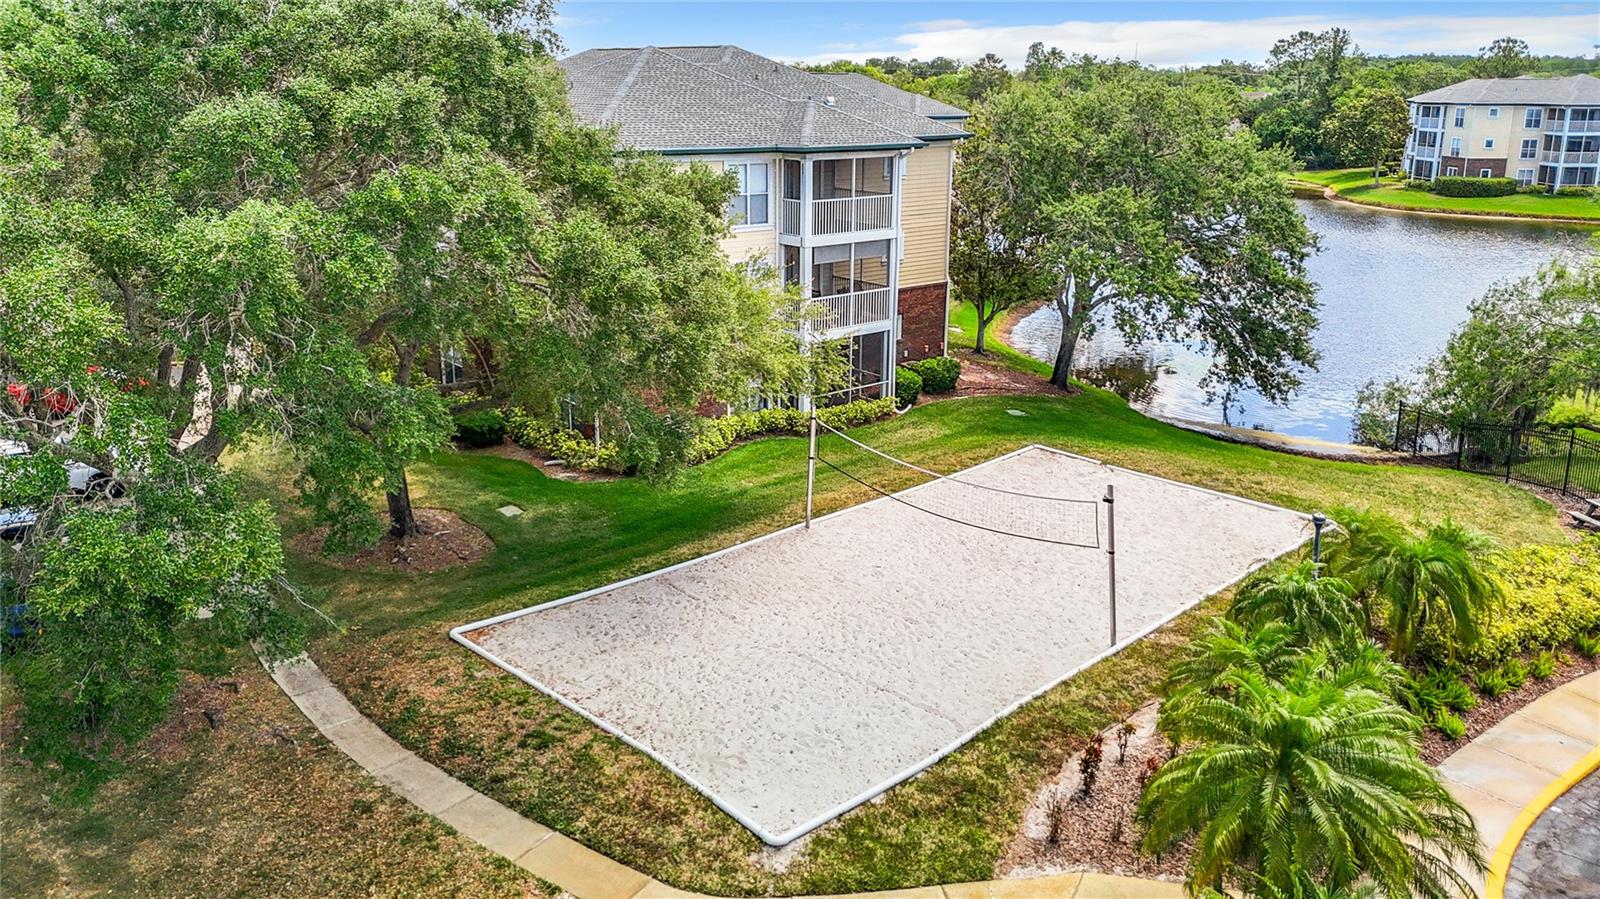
[1161,618,1301,732]
[1332,512,1501,660]
[1140,652,1484,899]
[1230,561,1362,645]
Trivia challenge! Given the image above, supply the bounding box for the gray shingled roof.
[813,72,970,120]
[1410,74,1600,106]
[559,45,970,154]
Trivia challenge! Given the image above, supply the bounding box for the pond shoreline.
[1289,175,1600,226]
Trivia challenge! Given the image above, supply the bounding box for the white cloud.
[798,13,1600,68]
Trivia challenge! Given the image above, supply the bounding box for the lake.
[1008,199,1593,444]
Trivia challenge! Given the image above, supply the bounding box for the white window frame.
[440,345,465,386]
[1446,165,1459,176]
[1524,108,1542,128]
[1515,168,1535,186]
[1450,137,1462,155]
[1478,167,1493,178]
[1487,106,1500,119]
[1520,139,1538,159]
[725,161,770,229]
[1483,138,1495,150]
[1453,108,1465,127]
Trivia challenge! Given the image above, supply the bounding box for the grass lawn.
[0,667,552,898]
[246,388,1564,896]
[947,300,1053,378]
[1293,168,1600,221]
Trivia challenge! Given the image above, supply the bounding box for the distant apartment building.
[1402,74,1600,189]
[560,45,969,404]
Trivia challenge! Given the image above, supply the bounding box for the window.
[1487,107,1499,119]
[440,346,465,386]
[1515,168,1535,186]
[1483,138,1495,150]
[1450,137,1461,155]
[1524,108,1542,128]
[1479,167,1493,178]
[1453,108,1465,127]
[726,162,769,226]
[1521,139,1539,159]
[1446,166,1459,176]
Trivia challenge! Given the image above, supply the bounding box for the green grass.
[1293,168,1600,220]
[240,389,1564,895]
[946,300,1053,377]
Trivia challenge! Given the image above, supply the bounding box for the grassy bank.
[1294,168,1600,221]
[947,300,1053,377]
[5,377,1569,895]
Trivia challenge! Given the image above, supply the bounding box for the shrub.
[1555,185,1596,197]
[1430,176,1517,198]
[1529,649,1559,679]
[1401,668,1477,716]
[1576,631,1600,659]
[1432,709,1467,741]
[1402,178,1433,191]
[684,397,896,465]
[894,366,923,409]
[1426,538,1600,666]
[1515,184,1547,195]
[502,408,623,471]
[1499,657,1528,690]
[452,409,505,448]
[1473,667,1510,698]
[906,356,961,393]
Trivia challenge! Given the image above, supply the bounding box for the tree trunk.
[386,339,424,538]
[387,468,422,539]
[974,301,989,354]
[1373,159,1382,187]
[1049,283,1090,390]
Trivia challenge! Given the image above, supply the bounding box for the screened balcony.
[800,240,893,333]
[779,156,897,237]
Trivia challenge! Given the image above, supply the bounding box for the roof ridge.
[646,46,928,143]
[601,45,654,122]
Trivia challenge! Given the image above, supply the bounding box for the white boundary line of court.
[449,443,1320,847]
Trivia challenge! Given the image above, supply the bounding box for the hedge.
[1555,185,1597,198]
[1430,176,1517,198]
[503,408,624,471]
[894,366,923,408]
[905,356,960,393]
[452,409,506,447]
[504,397,897,472]
[685,397,895,464]
[1418,536,1600,666]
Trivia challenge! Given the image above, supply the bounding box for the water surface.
[1009,199,1591,442]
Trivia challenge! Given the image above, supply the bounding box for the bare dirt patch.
[997,702,1190,881]
[949,355,1076,399]
[292,507,492,573]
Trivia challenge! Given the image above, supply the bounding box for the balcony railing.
[807,287,894,332]
[780,198,802,235]
[1550,120,1600,133]
[1542,151,1600,165]
[1414,116,1443,129]
[811,195,894,236]
[1410,145,1441,160]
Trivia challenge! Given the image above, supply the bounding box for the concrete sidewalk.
[263,652,1184,899]
[1436,671,1600,899]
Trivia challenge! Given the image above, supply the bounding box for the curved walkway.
[1506,769,1600,898]
[261,652,1184,899]
[1436,671,1600,899]
[265,648,1598,899]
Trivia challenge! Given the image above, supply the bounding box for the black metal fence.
[1391,402,1600,500]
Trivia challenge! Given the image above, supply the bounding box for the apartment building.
[1402,74,1600,189]
[560,45,970,403]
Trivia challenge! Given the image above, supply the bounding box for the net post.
[1103,484,1117,647]
[1311,513,1327,569]
[805,406,818,529]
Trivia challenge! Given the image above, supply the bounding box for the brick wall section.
[897,282,947,363]
[1440,156,1506,178]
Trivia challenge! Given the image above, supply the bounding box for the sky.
[552,1,1600,68]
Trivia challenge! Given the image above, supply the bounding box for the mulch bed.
[291,507,493,573]
[1421,650,1600,765]
[948,354,1077,399]
[997,702,1189,881]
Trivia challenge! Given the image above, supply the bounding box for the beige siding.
[721,226,776,268]
[898,144,953,287]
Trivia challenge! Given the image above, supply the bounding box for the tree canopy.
[1,0,814,786]
[954,63,1319,404]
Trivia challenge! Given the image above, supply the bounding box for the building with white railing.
[1402,74,1600,189]
[560,46,969,404]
